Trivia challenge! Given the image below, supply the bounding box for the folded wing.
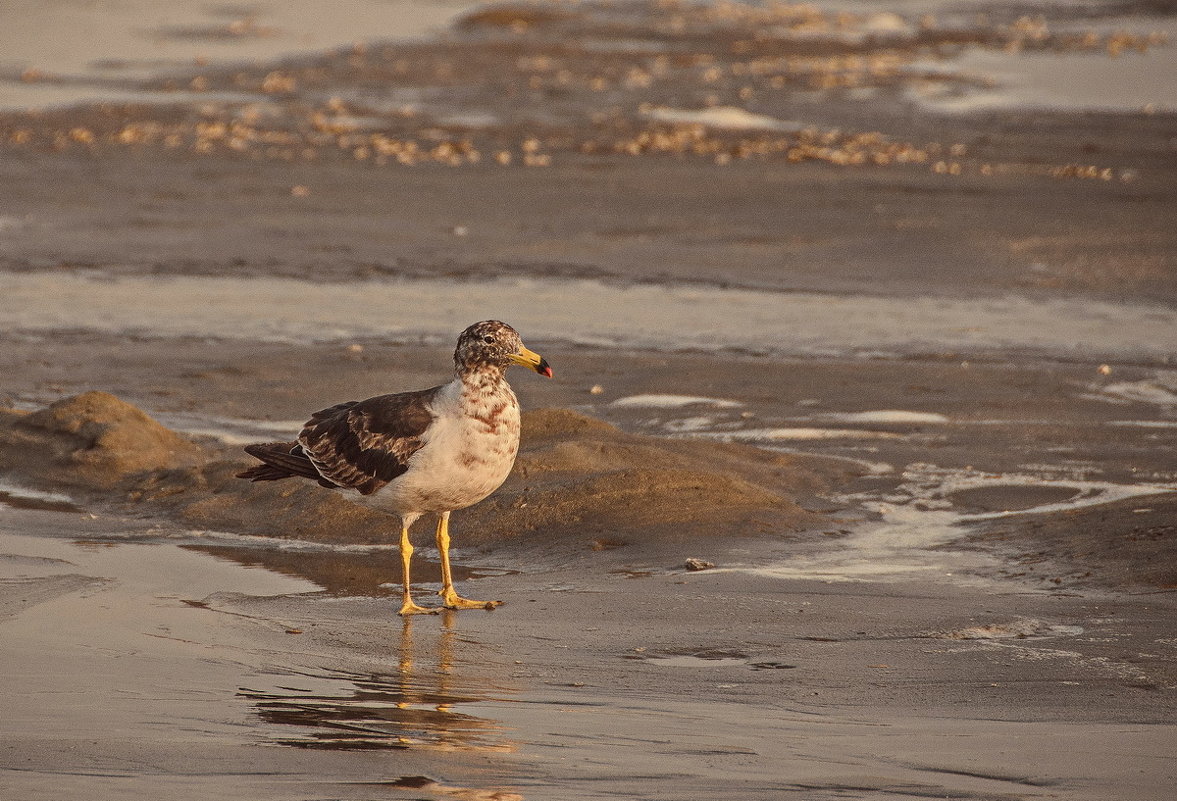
[297,390,437,495]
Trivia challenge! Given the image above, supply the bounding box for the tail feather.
[236,462,295,482]
[237,441,330,485]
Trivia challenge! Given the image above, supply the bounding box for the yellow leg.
[398,523,437,617]
[436,512,502,611]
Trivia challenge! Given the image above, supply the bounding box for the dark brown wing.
[297,389,437,496]
[236,441,340,488]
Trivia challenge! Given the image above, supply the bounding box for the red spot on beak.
[538,359,553,378]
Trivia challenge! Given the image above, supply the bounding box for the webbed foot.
[439,588,503,611]
[398,600,440,616]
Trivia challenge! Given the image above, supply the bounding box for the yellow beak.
[509,345,553,377]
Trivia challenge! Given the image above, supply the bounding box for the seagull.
[236,320,552,616]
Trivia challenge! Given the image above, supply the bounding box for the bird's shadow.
[188,542,513,598]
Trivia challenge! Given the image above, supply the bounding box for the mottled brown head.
[454,320,553,378]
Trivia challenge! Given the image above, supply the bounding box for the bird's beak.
[510,345,553,378]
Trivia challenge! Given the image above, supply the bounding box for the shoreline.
[3,269,1176,363]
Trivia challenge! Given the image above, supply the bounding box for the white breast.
[366,377,521,515]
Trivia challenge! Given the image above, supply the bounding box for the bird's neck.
[453,366,518,431]
[455,364,508,394]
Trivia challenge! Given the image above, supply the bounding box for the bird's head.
[455,320,553,378]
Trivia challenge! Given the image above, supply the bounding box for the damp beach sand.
[2,0,1177,799]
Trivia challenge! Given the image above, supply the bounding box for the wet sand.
[2,338,1176,799]
[2,0,1177,799]
[3,503,1176,801]
[4,491,1177,801]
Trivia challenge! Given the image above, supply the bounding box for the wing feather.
[297,388,437,496]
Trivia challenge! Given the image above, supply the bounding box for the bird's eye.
[483,335,495,344]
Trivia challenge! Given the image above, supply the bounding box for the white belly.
[364,390,521,515]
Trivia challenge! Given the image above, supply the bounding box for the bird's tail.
[236,442,322,482]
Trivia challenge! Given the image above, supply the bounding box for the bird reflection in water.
[238,612,516,753]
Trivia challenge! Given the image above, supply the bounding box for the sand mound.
[174,408,839,545]
[1,395,845,545]
[457,408,837,544]
[0,391,203,489]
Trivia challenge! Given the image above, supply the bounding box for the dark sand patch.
[946,483,1082,514]
[963,492,1177,590]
